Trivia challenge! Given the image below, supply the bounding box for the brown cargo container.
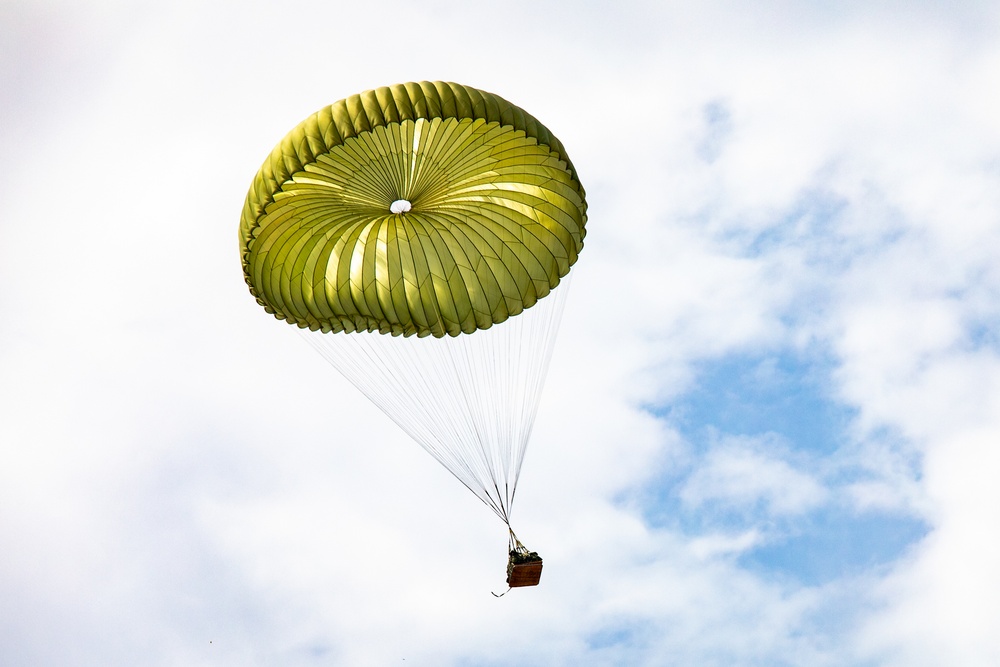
[507,555,543,587]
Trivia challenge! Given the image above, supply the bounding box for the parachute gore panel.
[240,81,588,337]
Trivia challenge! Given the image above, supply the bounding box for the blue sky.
[642,348,927,586]
[2,1,1000,665]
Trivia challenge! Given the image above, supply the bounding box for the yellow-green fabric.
[240,81,587,337]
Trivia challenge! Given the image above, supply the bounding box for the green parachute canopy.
[240,83,588,572]
[240,81,587,338]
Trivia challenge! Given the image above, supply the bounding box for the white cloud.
[679,435,828,516]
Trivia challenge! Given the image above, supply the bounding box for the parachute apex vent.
[390,199,412,214]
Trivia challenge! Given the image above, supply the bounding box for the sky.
[2,1,1000,665]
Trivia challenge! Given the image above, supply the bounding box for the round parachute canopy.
[240,81,588,337]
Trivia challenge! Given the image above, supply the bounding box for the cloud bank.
[2,1,999,665]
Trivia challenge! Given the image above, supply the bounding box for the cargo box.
[506,550,543,587]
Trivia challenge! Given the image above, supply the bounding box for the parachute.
[240,82,587,586]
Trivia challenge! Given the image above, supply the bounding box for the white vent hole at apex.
[390,199,412,214]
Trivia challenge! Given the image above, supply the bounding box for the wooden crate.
[507,559,543,587]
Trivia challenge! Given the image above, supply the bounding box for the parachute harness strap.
[508,527,530,556]
[491,526,526,598]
